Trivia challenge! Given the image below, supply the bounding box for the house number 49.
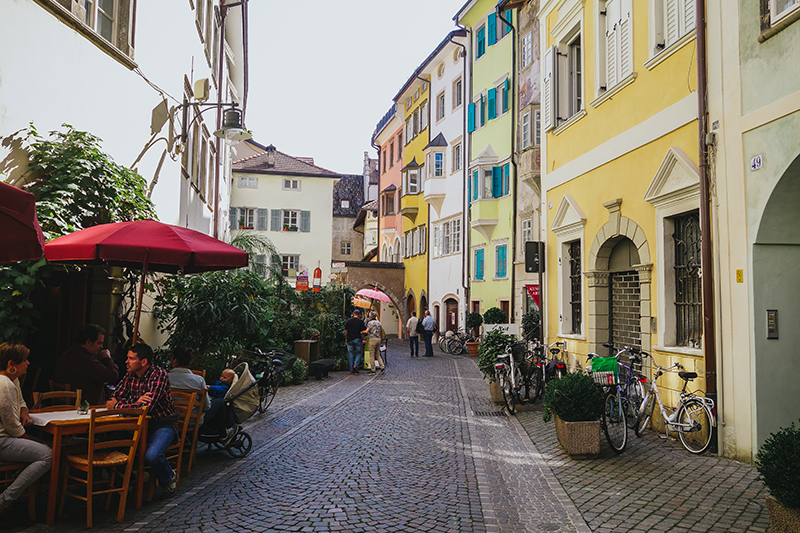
[750,154,763,171]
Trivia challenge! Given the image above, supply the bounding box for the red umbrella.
[0,182,45,263]
[45,219,249,343]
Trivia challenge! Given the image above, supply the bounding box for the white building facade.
[422,30,469,333]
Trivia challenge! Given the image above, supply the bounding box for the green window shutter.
[487,88,496,120]
[256,208,268,230]
[488,13,497,46]
[492,166,502,198]
[504,10,512,36]
[503,163,510,195]
[468,176,472,206]
[300,210,311,232]
[270,209,281,231]
[480,94,486,126]
[473,171,480,201]
[476,249,484,280]
[229,207,238,230]
[497,245,507,277]
[477,27,485,57]
[503,78,510,113]
[468,102,476,132]
[271,254,282,274]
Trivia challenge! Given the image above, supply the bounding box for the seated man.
[55,324,119,404]
[167,347,211,423]
[107,343,180,497]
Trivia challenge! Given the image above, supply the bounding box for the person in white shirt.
[168,347,211,424]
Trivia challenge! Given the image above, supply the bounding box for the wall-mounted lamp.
[180,97,252,144]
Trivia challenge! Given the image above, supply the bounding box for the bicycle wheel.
[602,390,627,453]
[501,370,517,414]
[634,393,654,437]
[447,337,464,355]
[677,399,713,454]
[258,375,279,413]
[532,365,544,401]
[438,335,449,353]
[624,379,645,428]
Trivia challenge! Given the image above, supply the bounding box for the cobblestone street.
[7,339,769,532]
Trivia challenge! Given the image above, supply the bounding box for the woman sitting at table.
[0,343,52,516]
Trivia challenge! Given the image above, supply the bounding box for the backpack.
[416,319,425,335]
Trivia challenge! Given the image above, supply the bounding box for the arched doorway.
[445,298,458,332]
[608,238,641,352]
[407,293,416,321]
[420,295,428,316]
[753,153,800,447]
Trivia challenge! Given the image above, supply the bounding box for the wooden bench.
[308,359,335,380]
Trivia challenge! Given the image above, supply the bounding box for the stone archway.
[341,260,405,335]
[585,199,652,355]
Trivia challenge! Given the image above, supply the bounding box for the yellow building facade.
[540,0,706,415]
[395,74,431,316]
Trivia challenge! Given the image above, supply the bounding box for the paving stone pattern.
[8,339,769,532]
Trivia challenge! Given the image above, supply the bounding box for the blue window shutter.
[476,250,484,280]
[504,11,512,35]
[477,27,485,57]
[480,94,486,126]
[468,176,472,206]
[468,102,475,132]
[256,208,268,231]
[300,210,311,232]
[503,78,510,113]
[492,166,502,198]
[473,171,480,201]
[488,13,497,45]
[488,88,496,120]
[503,163,510,195]
[229,207,238,230]
[497,246,507,277]
[270,209,281,231]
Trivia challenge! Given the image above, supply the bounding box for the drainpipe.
[454,17,472,320]
[696,0,717,450]
[371,135,381,261]
[449,29,469,326]
[498,8,517,325]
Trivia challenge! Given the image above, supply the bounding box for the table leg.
[135,418,148,509]
[45,429,62,525]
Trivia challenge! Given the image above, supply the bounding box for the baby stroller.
[198,362,260,458]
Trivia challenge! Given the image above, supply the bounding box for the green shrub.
[465,312,483,336]
[281,357,307,385]
[756,420,800,509]
[483,307,507,324]
[543,372,604,422]
[477,329,515,379]
[521,306,540,342]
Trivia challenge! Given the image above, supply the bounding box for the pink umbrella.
[356,288,391,303]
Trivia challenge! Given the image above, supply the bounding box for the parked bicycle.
[438,329,477,355]
[249,348,286,413]
[635,353,716,454]
[494,341,526,414]
[528,340,568,402]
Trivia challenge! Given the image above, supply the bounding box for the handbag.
[380,326,386,341]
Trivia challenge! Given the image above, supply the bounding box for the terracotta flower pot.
[766,495,800,533]
[554,415,601,458]
[465,341,480,357]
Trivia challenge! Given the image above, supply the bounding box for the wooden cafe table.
[28,407,149,524]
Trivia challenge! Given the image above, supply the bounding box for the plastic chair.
[172,387,207,475]
[0,462,39,520]
[58,407,147,527]
[146,391,198,500]
[32,390,82,410]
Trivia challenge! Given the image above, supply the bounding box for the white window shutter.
[665,0,679,47]
[543,45,555,131]
[606,0,619,88]
[683,0,695,34]
[619,0,633,79]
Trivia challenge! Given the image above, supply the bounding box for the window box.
[283,225,299,232]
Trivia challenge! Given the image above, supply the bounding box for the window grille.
[569,241,582,334]
[673,211,702,348]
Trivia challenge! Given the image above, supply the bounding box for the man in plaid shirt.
[107,343,180,496]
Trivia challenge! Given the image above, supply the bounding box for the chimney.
[266,144,276,168]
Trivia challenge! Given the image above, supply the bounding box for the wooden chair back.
[48,379,71,392]
[146,391,198,500]
[59,407,148,527]
[172,387,208,475]
[191,369,206,380]
[0,462,39,520]
[32,389,82,410]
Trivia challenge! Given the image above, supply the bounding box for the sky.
[245,0,468,175]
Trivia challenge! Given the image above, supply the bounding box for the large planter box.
[489,381,505,404]
[294,340,319,367]
[554,415,601,457]
[767,495,800,533]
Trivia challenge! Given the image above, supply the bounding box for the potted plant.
[756,420,800,532]
[477,329,515,404]
[521,306,540,343]
[543,372,604,457]
[483,306,507,324]
[465,311,483,356]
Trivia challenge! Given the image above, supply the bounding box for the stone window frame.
[550,194,587,339]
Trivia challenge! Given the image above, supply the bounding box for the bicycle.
[600,343,646,428]
[249,348,286,413]
[634,353,716,454]
[494,341,526,414]
[587,351,627,453]
[528,340,568,402]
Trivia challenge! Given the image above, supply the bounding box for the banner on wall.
[525,284,540,308]
[296,271,309,291]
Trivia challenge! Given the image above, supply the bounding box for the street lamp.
[180,97,251,144]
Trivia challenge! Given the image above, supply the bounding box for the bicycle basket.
[590,356,618,386]
[511,342,526,363]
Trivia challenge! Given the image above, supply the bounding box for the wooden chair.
[146,391,198,500]
[48,379,71,392]
[190,369,206,380]
[58,407,147,528]
[0,462,39,520]
[32,390,82,410]
[172,387,208,475]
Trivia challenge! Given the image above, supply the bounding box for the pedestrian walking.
[365,311,386,374]
[345,309,368,374]
[421,310,436,357]
[406,311,420,357]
